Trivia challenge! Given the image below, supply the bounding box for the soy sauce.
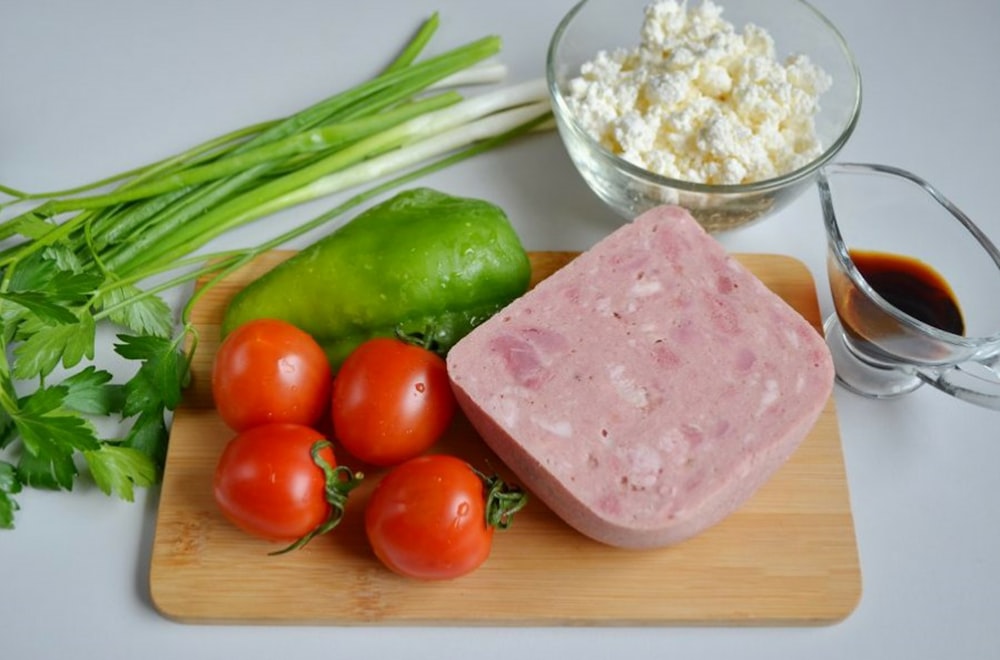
[849,249,964,335]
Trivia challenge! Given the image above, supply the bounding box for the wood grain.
[149,251,861,626]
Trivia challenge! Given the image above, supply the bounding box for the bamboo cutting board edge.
[148,251,861,626]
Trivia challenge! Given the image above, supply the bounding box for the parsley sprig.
[0,272,188,526]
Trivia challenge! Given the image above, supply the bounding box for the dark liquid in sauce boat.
[848,249,965,335]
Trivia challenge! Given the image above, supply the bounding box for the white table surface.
[2,1,998,658]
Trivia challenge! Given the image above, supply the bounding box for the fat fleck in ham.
[447,206,834,549]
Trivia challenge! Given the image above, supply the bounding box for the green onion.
[44,92,463,214]
[112,79,550,276]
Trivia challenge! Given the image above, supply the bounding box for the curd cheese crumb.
[565,0,833,185]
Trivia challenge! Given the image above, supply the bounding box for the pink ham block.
[447,205,834,549]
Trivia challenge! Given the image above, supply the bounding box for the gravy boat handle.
[917,359,1000,410]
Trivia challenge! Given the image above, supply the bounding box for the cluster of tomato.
[210,318,524,580]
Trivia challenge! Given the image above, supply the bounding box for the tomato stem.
[393,325,444,356]
[481,473,528,530]
[270,440,364,556]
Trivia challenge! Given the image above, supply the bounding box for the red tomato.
[212,318,332,432]
[213,423,357,551]
[364,455,525,580]
[331,337,456,466]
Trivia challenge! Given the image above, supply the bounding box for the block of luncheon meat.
[447,205,834,549]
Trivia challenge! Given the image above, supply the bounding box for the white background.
[1,1,998,658]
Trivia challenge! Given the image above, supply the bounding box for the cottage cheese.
[564,0,832,185]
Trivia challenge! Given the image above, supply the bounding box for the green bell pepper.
[221,187,531,366]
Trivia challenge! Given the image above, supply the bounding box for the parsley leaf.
[42,243,87,274]
[113,333,187,471]
[123,409,169,469]
[115,334,187,413]
[0,405,14,451]
[83,445,157,501]
[42,268,104,302]
[12,312,96,379]
[13,385,101,462]
[98,285,174,338]
[2,208,56,241]
[62,366,123,416]
[7,255,102,303]
[0,461,22,529]
[0,291,78,325]
[17,445,77,490]
[4,251,54,292]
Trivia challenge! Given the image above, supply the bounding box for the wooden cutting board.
[149,251,860,626]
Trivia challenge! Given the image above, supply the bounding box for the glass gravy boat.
[819,162,1000,410]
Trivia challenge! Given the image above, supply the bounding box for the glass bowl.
[546,0,862,232]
